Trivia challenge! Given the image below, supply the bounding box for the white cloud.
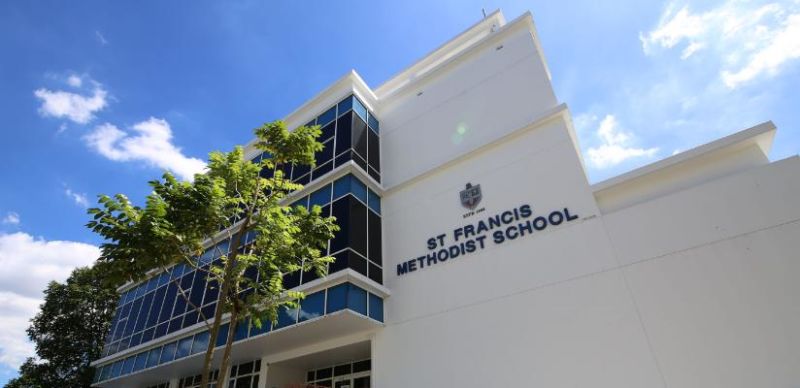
[0,232,99,368]
[95,30,108,46]
[2,213,20,226]
[641,1,800,88]
[585,115,659,169]
[84,118,206,181]
[66,75,82,88]
[65,188,90,208]
[33,81,108,124]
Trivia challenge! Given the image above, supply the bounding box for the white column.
[257,357,268,388]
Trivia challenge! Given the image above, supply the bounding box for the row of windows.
[178,359,259,388]
[306,359,371,386]
[95,283,383,383]
[253,94,381,184]
[103,173,383,359]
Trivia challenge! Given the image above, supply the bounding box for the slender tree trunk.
[216,305,240,385]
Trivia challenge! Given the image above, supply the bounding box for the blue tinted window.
[234,318,250,341]
[298,291,325,322]
[275,305,297,329]
[347,284,368,316]
[333,175,351,200]
[250,318,270,337]
[159,341,177,364]
[134,284,147,299]
[352,96,367,122]
[175,336,192,359]
[309,184,332,208]
[133,352,148,372]
[326,283,348,313]
[351,178,367,204]
[146,347,161,368]
[98,365,109,381]
[145,277,158,292]
[368,113,379,133]
[157,272,170,286]
[122,356,135,375]
[171,263,186,279]
[337,96,353,115]
[216,323,229,347]
[318,106,337,127]
[191,331,209,354]
[111,360,123,378]
[368,293,384,322]
[368,189,381,214]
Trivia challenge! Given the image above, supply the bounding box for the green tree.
[87,120,338,387]
[5,266,119,388]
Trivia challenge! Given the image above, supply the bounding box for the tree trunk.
[216,306,240,385]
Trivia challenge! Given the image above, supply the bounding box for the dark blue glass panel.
[191,331,209,354]
[299,291,325,322]
[157,272,170,287]
[352,96,367,122]
[216,323,229,347]
[368,293,384,322]
[351,178,367,204]
[122,355,135,375]
[318,106,337,127]
[368,113,379,133]
[133,351,148,372]
[275,305,297,329]
[111,360,123,378]
[309,184,332,208]
[335,113,352,155]
[146,347,162,368]
[134,284,147,299]
[145,277,158,293]
[250,318,270,337]
[175,336,193,359]
[337,96,353,115]
[333,175,351,200]
[234,318,250,341]
[368,189,381,214]
[326,283,348,313]
[159,341,177,364]
[347,284,368,316]
[134,292,153,332]
[146,286,166,328]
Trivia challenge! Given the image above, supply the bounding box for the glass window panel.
[134,352,148,372]
[135,284,147,299]
[353,359,371,373]
[368,211,382,265]
[147,286,166,328]
[352,114,368,160]
[318,106,337,127]
[368,130,380,171]
[146,347,162,368]
[349,200,368,257]
[134,292,153,332]
[237,360,254,375]
[368,189,381,215]
[314,139,334,166]
[329,198,350,254]
[368,167,381,183]
[326,283,348,313]
[368,113,379,133]
[316,367,332,379]
[182,311,198,329]
[283,270,300,289]
[332,175,351,200]
[312,161,333,180]
[216,323,229,347]
[122,355,136,375]
[335,112,352,155]
[337,96,352,115]
[298,291,325,322]
[155,322,168,338]
[334,151,352,168]
[142,327,155,343]
[160,341,177,364]
[309,183,332,208]
[111,360,124,378]
[275,305,297,329]
[159,284,178,323]
[250,319,270,337]
[348,252,368,278]
[234,318,250,341]
[350,177,368,204]
[369,293,384,322]
[368,262,382,284]
[307,371,315,382]
[167,317,182,334]
[320,121,335,142]
[352,96,367,122]
[157,272,170,287]
[146,277,159,292]
[175,336,193,359]
[129,332,142,348]
[348,284,368,316]
[294,173,310,185]
[328,249,349,275]
[293,163,310,179]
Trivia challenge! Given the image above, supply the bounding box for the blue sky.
[0,0,798,383]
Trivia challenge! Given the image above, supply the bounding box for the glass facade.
[97,93,384,382]
[306,359,371,388]
[94,282,384,384]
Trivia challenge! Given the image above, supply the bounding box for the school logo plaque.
[460,183,482,210]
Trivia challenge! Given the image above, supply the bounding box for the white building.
[92,10,800,388]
